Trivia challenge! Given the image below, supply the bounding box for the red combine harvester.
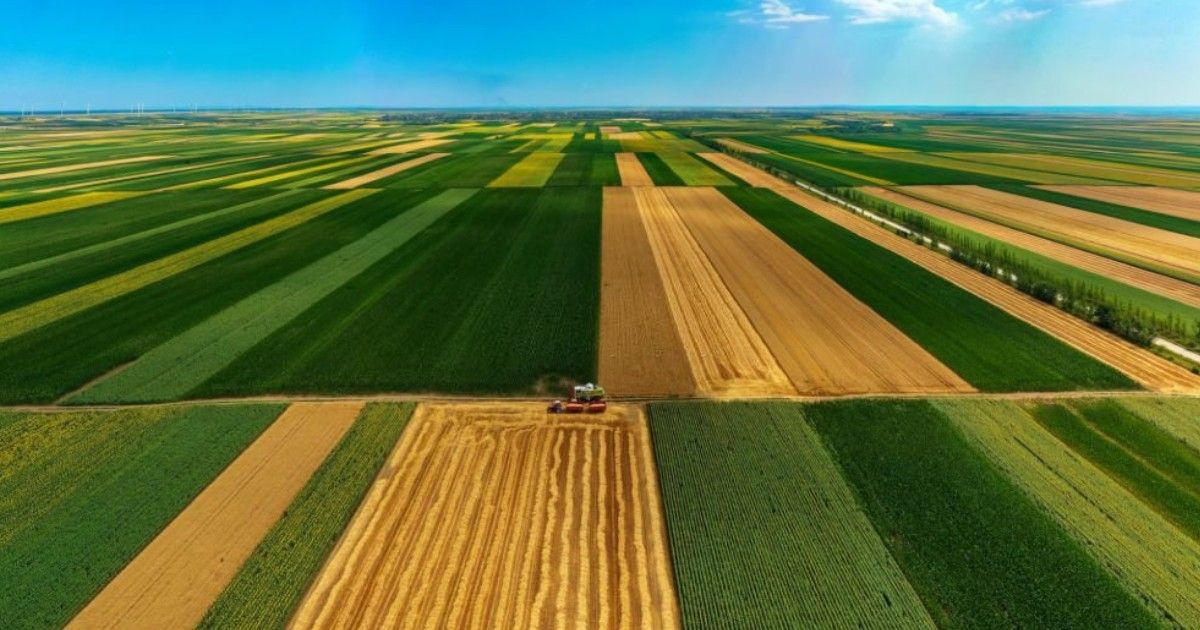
[547,383,607,414]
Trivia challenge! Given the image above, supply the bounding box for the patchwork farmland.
[3,111,1199,629]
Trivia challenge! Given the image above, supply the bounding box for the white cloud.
[835,0,960,28]
[997,7,1051,21]
[1078,0,1127,6]
[734,0,828,28]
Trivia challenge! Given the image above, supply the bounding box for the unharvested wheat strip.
[715,138,768,154]
[488,151,566,187]
[158,155,336,191]
[71,189,471,403]
[226,156,373,189]
[633,422,681,627]
[68,402,362,630]
[0,155,169,181]
[35,154,265,193]
[666,187,972,395]
[767,185,1200,392]
[946,400,1200,627]
[633,186,794,397]
[0,191,144,225]
[1036,185,1200,222]
[0,190,307,283]
[697,152,781,188]
[599,187,695,396]
[0,189,376,345]
[616,153,654,187]
[291,403,679,630]
[368,138,454,155]
[903,185,1200,281]
[864,187,1200,310]
[324,152,449,189]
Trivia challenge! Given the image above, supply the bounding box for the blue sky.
[2,0,1197,109]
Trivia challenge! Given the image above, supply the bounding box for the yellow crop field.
[0,191,144,225]
[225,156,372,189]
[488,151,565,187]
[790,134,912,153]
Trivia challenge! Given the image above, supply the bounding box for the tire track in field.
[290,403,679,629]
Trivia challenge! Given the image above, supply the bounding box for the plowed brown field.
[1035,185,1200,222]
[631,186,795,397]
[664,187,973,395]
[616,153,654,187]
[291,403,679,630]
[770,185,1200,392]
[903,185,1200,281]
[599,188,695,396]
[324,153,449,189]
[864,187,1200,309]
[697,152,788,188]
[68,402,363,630]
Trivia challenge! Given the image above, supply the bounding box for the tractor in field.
[547,382,607,414]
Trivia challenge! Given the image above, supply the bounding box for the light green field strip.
[225,156,372,189]
[875,152,1106,184]
[35,154,266,194]
[73,188,476,403]
[944,399,1200,627]
[0,191,308,283]
[0,189,375,345]
[0,155,169,182]
[1117,397,1200,451]
[487,151,565,187]
[657,151,734,186]
[0,191,145,226]
[159,155,340,192]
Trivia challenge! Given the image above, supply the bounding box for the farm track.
[291,403,679,629]
[864,186,1200,309]
[631,186,795,397]
[1036,185,1200,222]
[67,402,362,630]
[598,188,696,396]
[615,153,654,186]
[666,186,973,395]
[767,186,1200,392]
[324,153,448,189]
[902,185,1200,281]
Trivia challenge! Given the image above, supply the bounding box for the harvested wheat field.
[903,185,1200,281]
[714,138,767,154]
[615,153,653,186]
[697,152,786,189]
[664,186,973,395]
[771,186,1200,392]
[1036,185,1200,222]
[368,138,454,155]
[68,402,363,630]
[599,125,622,135]
[864,187,1200,309]
[631,186,794,397]
[292,403,679,630]
[599,188,696,397]
[324,153,448,189]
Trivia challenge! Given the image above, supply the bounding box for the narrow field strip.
[946,399,1200,627]
[947,152,1200,188]
[291,403,680,629]
[488,151,566,187]
[667,186,973,395]
[768,186,1200,391]
[0,191,144,225]
[368,137,454,155]
[324,152,449,189]
[864,187,1200,310]
[809,399,1157,628]
[903,185,1200,282]
[616,152,654,186]
[697,152,781,188]
[199,403,416,629]
[656,152,733,186]
[72,189,474,403]
[632,186,795,397]
[226,156,373,189]
[0,155,169,181]
[0,404,282,630]
[650,402,934,628]
[0,189,375,345]
[1118,397,1200,450]
[1036,185,1200,222]
[35,154,265,194]
[599,188,696,397]
[0,190,311,283]
[67,402,362,630]
[715,138,768,153]
[157,155,337,191]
